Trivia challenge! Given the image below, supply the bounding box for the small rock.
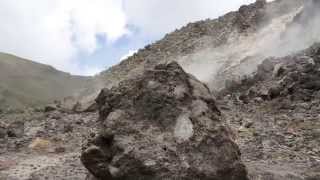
[108,165,121,177]
[253,97,263,103]
[0,127,6,138]
[50,112,62,120]
[273,63,285,77]
[258,86,269,100]
[72,101,82,112]
[257,59,274,79]
[63,124,73,133]
[54,146,66,153]
[7,121,24,138]
[33,107,44,112]
[29,138,51,151]
[44,105,57,112]
[84,102,99,112]
[238,126,251,134]
[244,120,254,128]
[268,85,282,99]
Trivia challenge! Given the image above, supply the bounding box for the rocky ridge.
[90,0,271,95]
[94,0,303,91]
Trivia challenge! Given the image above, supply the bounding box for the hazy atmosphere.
[1,1,320,180]
[0,0,259,75]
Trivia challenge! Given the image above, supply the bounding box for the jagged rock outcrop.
[235,0,267,32]
[81,62,248,180]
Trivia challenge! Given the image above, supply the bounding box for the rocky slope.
[80,43,320,180]
[1,0,320,180]
[79,0,276,107]
[1,0,316,109]
[65,0,313,108]
[81,0,320,179]
[217,43,320,180]
[0,108,99,179]
[94,0,305,91]
[0,52,93,110]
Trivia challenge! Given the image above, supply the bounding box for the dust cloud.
[178,0,320,90]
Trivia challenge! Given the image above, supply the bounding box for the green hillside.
[0,53,92,109]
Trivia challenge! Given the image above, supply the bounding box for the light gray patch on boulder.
[174,113,194,143]
[191,100,209,117]
[173,85,187,99]
[106,110,125,121]
[147,80,161,89]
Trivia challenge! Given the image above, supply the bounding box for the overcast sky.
[0,0,260,75]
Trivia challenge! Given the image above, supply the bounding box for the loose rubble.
[217,44,320,180]
[0,108,99,180]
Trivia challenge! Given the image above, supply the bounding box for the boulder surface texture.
[81,62,248,180]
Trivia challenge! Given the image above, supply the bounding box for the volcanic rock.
[44,105,57,112]
[7,121,24,138]
[0,127,6,139]
[81,62,248,180]
[218,44,320,179]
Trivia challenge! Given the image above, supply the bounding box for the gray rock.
[81,62,248,180]
[0,126,6,139]
[7,121,24,138]
[219,44,320,180]
[44,105,57,112]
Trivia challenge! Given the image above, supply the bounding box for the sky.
[0,0,259,76]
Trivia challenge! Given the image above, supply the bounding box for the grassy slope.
[0,53,92,109]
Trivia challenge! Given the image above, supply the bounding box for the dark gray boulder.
[44,105,57,112]
[81,62,248,180]
[0,126,6,139]
[7,121,24,138]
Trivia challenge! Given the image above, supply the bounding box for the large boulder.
[81,62,248,180]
